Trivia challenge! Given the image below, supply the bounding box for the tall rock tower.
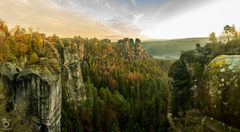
[61,40,86,105]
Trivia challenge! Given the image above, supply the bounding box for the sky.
[0,0,240,40]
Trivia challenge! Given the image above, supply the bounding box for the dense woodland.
[0,20,172,131]
[1,18,240,131]
[62,38,172,131]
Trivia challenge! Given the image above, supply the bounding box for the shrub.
[29,52,39,64]
[4,53,17,62]
[173,109,204,132]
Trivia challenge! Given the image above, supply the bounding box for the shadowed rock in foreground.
[1,62,61,131]
[0,40,86,132]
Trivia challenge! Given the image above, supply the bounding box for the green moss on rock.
[200,55,240,129]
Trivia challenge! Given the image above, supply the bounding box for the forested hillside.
[0,20,172,131]
[63,38,172,131]
[1,18,240,132]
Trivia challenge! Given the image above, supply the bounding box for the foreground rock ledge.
[1,62,61,132]
[200,55,240,129]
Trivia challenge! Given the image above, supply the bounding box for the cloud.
[133,0,218,23]
[130,0,136,6]
[157,0,217,17]
[50,0,144,38]
[141,0,240,39]
[0,0,223,40]
[0,0,123,39]
[106,19,141,35]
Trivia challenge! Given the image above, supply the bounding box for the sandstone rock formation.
[61,41,86,105]
[0,39,86,131]
[118,38,149,60]
[1,62,61,131]
[200,55,240,129]
[169,46,240,131]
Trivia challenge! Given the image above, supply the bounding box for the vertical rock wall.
[1,63,62,132]
[0,39,86,131]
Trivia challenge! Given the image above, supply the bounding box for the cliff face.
[1,63,61,131]
[0,39,86,131]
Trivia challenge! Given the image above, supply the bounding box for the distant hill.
[142,37,209,59]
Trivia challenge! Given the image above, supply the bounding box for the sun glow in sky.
[0,0,240,40]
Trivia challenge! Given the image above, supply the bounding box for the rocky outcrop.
[0,39,86,131]
[1,62,61,132]
[168,44,213,116]
[61,41,86,105]
[200,55,240,129]
[118,38,149,60]
[169,41,240,131]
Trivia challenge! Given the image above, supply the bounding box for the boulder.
[200,55,240,129]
